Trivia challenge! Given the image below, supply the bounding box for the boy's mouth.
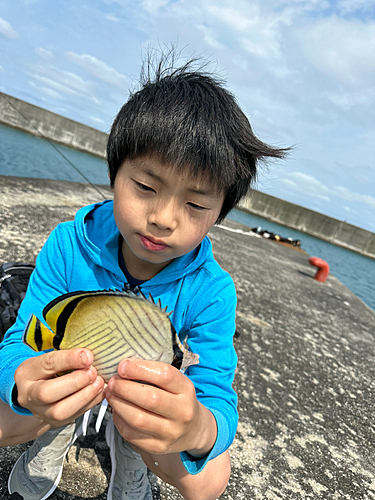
[140,235,169,252]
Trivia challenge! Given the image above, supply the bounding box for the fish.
[23,289,199,382]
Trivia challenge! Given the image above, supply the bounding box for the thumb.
[16,348,94,382]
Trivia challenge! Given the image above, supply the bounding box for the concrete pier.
[1,175,375,499]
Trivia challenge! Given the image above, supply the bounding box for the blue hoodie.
[0,200,238,473]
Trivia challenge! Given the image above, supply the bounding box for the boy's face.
[113,157,224,280]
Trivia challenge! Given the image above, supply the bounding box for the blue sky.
[1,0,374,232]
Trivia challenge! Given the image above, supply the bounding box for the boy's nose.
[148,200,178,231]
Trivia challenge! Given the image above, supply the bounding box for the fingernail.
[80,351,88,364]
[93,376,103,390]
[86,368,95,381]
[119,360,128,376]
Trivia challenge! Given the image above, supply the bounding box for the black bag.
[0,262,35,341]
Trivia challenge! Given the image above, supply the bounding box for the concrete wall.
[0,92,107,158]
[239,191,375,259]
[1,92,374,258]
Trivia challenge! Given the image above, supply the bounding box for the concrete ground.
[1,175,375,499]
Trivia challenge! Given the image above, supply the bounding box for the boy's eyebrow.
[186,186,216,196]
[141,167,165,184]
[139,165,217,197]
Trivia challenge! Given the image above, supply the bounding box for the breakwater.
[1,91,374,259]
[0,92,107,158]
[239,192,375,259]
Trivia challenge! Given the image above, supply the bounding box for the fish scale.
[105,301,160,358]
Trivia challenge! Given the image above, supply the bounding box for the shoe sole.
[8,419,85,500]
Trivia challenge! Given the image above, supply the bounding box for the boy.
[0,56,288,500]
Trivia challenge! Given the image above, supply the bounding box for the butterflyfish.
[23,289,199,382]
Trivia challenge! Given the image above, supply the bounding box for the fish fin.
[23,315,55,352]
[157,298,162,308]
[172,333,199,371]
[180,351,200,370]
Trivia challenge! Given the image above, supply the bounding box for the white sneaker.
[8,416,85,500]
[105,417,152,500]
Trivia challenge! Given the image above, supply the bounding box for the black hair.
[107,51,290,223]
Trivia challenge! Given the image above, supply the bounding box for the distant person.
[0,51,289,500]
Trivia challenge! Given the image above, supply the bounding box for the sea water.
[228,210,375,312]
[0,123,374,311]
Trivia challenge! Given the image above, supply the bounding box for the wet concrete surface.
[1,175,375,499]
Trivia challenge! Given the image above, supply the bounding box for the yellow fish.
[23,290,199,382]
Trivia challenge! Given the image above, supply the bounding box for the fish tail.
[23,315,55,352]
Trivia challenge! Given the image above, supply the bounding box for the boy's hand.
[15,348,105,427]
[105,359,217,457]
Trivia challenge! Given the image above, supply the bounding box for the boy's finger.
[106,377,176,418]
[18,349,94,381]
[44,380,106,425]
[111,408,176,455]
[28,369,102,405]
[117,358,184,394]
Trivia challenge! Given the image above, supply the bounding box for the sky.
[0,0,374,232]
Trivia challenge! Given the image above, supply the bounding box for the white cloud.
[35,47,54,60]
[333,186,375,208]
[30,75,79,96]
[195,24,224,49]
[29,80,62,99]
[336,0,375,15]
[29,67,92,96]
[65,52,129,89]
[281,170,375,212]
[91,96,101,105]
[282,179,298,188]
[287,171,322,187]
[142,0,169,14]
[328,88,375,111]
[317,194,331,202]
[297,17,375,90]
[106,14,122,22]
[90,116,105,125]
[206,5,255,32]
[0,17,18,39]
[344,206,358,214]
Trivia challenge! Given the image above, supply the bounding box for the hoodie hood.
[74,199,214,288]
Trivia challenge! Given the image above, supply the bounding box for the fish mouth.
[140,235,169,252]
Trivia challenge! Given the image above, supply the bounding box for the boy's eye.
[135,181,155,193]
[188,202,208,211]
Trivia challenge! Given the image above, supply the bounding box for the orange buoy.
[309,256,329,283]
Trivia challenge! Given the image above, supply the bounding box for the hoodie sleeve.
[179,271,238,474]
[0,224,71,415]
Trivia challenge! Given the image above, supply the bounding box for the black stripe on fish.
[125,299,165,351]
[35,318,44,351]
[53,296,88,349]
[109,301,154,358]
